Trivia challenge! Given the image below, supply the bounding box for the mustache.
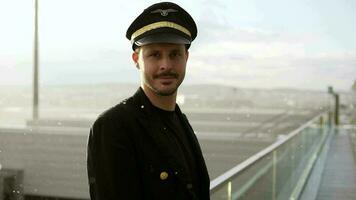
[153,72,179,79]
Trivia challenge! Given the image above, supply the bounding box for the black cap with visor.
[126,2,197,50]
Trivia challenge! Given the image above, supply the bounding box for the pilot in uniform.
[87,2,210,200]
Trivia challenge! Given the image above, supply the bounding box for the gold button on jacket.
[160,171,169,180]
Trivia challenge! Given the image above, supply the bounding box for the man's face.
[132,43,189,96]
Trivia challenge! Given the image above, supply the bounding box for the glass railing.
[210,112,331,200]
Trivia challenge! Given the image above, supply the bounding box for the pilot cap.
[126,2,197,50]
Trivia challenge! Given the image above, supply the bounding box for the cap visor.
[135,33,190,46]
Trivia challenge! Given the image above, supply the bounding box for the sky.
[0,0,355,91]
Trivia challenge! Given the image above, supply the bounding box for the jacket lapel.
[132,88,191,184]
[176,106,210,185]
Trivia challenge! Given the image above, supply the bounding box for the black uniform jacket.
[87,88,210,200]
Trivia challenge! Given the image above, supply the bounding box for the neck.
[141,86,177,111]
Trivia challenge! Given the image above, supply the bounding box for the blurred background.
[0,0,355,199]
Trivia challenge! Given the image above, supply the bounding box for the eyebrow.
[168,49,181,55]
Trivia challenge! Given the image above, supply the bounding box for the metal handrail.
[210,111,326,194]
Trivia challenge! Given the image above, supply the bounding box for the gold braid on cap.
[131,21,191,41]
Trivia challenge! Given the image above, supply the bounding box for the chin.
[155,87,178,96]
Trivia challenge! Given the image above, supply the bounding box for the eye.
[170,51,182,58]
[149,52,160,58]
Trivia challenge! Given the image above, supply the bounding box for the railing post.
[334,93,339,125]
[0,176,3,200]
[327,86,333,127]
[227,181,232,200]
[292,136,296,189]
[272,150,277,200]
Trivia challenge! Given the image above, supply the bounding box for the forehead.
[139,43,186,52]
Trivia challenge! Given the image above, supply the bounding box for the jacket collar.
[131,87,180,115]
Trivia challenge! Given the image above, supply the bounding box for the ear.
[132,52,139,69]
[185,50,189,62]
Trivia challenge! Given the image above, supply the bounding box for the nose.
[159,56,173,71]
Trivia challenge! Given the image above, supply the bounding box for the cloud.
[187,21,356,91]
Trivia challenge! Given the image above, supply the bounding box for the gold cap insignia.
[151,9,178,16]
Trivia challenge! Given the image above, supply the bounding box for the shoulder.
[88,97,141,150]
[88,98,139,156]
[101,97,136,119]
[92,96,138,131]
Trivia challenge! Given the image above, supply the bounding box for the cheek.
[140,64,155,79]
[142,64,153,75]
[177,61,187,72]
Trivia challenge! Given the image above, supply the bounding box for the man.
[87,2,210,200]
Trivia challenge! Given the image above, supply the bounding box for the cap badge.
[151,9,178,16]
